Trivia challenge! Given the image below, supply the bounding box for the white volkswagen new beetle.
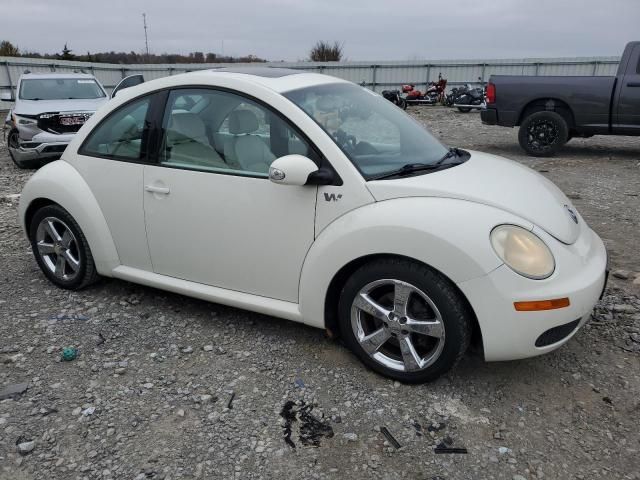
[19,68,607,382]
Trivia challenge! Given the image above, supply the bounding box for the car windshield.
[284,83,449,179]
[19,78,105,100]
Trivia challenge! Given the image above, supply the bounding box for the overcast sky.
[3,0,639,61]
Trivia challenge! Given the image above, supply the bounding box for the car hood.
[14,97,109,116]
[366,150,580,244]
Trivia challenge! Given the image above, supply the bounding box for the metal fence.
[1,54,621,111]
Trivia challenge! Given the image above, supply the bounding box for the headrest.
[168,111,206,140]
[228,109,259,134]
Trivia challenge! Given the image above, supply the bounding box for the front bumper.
[458,222,607,361]
[10,131,75,162]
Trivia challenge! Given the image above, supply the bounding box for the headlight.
[12,113,37,126]
[490,225,555,279]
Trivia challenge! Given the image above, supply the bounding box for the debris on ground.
[60,347,78,361]
[380,426,402,449]
[280,400,334,448]
[0,382,29,400]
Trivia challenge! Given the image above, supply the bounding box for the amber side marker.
[514,297,570,312]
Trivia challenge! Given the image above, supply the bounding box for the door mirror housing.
[111,74,145,99]
[269,155,319,186]
[0,91,13,101]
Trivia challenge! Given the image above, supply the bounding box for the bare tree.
[309,41,343,62]
[0,40,20,56]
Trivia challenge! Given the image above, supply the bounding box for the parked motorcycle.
[381,89,407,109]
[402,73,448,106]
[447,77,486,112]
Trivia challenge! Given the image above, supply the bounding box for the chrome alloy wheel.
[350,279,446,372]
[35,217,81,281]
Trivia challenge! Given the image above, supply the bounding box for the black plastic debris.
[434,437,467,454]
[227,392,235,409]
[380,426,402,449]
[0,383,29,400]
[279,400,334,449]
[434,447,468,454]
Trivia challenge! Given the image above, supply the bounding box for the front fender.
[299,197,533,329]
[19,160,119,275]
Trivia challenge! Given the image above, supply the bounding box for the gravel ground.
[1,108,639,480]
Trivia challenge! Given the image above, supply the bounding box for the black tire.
[29,204,99,290]
[398,98,407,110]
[457,107,472,113]
[338,258,472,383]
[518,111,569,157]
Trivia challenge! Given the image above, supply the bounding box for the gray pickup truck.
[481,41,640,156]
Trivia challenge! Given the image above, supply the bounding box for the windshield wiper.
[371,148,465,180]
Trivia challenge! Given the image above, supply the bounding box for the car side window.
[160,88,318,177]
[81,96,150,160]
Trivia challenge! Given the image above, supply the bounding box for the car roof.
[183,67,350,93]
[208,67,305,78]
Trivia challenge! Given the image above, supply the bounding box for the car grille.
[37,112,93,134]
[535,319,581,347]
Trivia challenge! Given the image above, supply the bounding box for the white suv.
[5,72,109,168]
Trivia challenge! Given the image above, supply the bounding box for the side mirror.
[111,74,145,99]
[269,155,319,186]
[0,91,13,101]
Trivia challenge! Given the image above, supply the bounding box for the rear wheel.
[29,205,99,290]
[338,258,472,383]
[518,111,569,157]
[398,98,407,110]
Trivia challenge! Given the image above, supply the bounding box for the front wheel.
[518,111,569,157]
[29,204,99,290]
[397,98,407,110]
[338,258,472,383]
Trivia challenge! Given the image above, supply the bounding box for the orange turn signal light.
[514,297,570,312]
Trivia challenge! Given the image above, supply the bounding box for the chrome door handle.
[144,185,170,195]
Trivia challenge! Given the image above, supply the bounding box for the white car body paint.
[19,69,607,363]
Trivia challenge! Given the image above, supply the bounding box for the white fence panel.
[1,55,621,110]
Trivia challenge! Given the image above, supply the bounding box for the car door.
[143,88,319,303]
[614,43,640,134]
[74,93,155,271]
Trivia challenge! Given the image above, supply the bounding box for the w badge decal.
[324,193,343,202]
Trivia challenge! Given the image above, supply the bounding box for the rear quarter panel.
[19,160,119,275]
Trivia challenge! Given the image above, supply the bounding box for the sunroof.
[209,67,304,78]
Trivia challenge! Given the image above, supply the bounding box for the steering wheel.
[333,129,357,153]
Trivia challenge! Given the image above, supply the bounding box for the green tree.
[0,40,20,56]
[57,43,75,60]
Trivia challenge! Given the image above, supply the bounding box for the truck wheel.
[518,111,568,157]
